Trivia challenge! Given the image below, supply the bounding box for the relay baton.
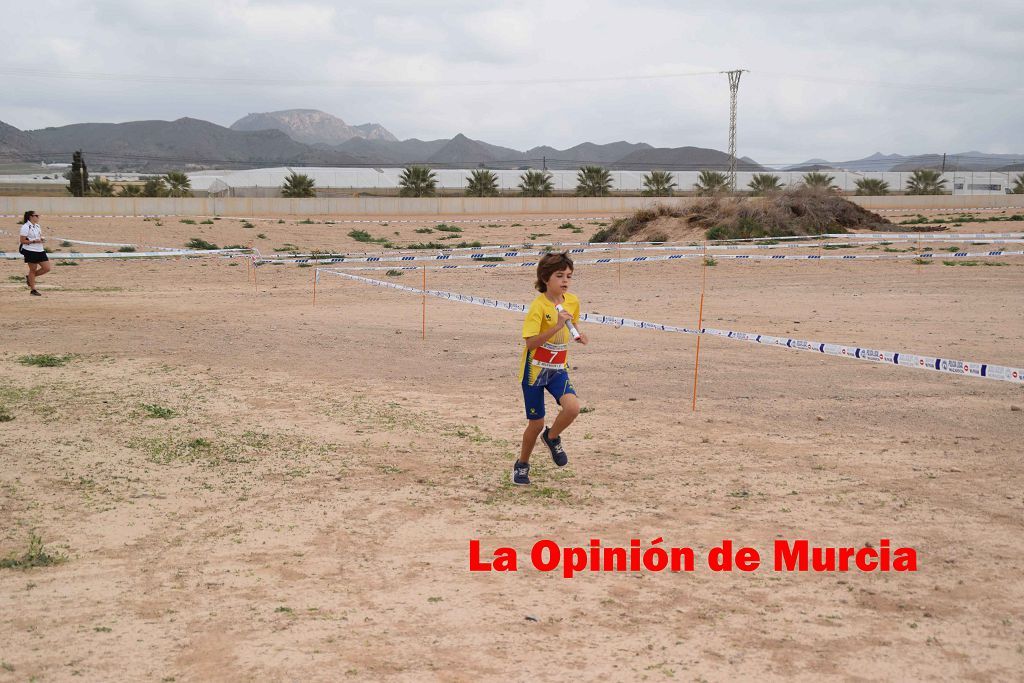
[555,304,582,341]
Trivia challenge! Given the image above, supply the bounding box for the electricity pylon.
[723,69,748,191]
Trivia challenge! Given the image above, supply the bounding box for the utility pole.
[723,69,748,191]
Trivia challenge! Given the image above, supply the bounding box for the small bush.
[435,224,462,233]
[0,533,67,570]
[61,240,72,247]
[559,222,576,230]
[118,246,136,253]
[186,238,218,250]
[0,407,13,422]
[298,219,315,224]
[18,354,74,367]
[385,269,404,277]
[56,260,79,266]
[256,233,267,239]
[180,219,196,225]
[242,222,255,229]
[200,219,214,225]
[415,228,434,234]
[348,230,390,245]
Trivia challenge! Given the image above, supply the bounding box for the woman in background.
[20,210,50,296]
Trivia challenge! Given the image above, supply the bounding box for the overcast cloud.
[1,0,1021,164]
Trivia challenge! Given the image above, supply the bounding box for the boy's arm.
[525,326,563,351]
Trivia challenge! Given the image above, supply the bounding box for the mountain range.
[2,108,1020,173]
[784,151,1024,173]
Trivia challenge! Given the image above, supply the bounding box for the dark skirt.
[23,248,49,264]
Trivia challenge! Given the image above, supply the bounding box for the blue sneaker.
[512,459,531,485]
[542,427,568,467]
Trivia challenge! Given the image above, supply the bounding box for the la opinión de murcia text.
[469,538,917,577]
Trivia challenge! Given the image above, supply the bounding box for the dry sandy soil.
[1,211,1023,682]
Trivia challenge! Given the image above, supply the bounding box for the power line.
[0,67,723,88]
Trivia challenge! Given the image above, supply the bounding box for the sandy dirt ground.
[1,211,1023,682]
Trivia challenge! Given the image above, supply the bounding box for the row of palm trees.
[692,169,961,196]
[86,171,194,198]
[394,166,1022,198]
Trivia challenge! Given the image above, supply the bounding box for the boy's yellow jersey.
[519,292,580,385]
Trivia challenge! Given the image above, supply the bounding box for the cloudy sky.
[2,0,1021,164]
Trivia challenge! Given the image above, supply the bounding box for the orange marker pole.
[421,264,426,340]
[692,241,708,412]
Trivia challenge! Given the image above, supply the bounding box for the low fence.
[2,194,1023,217]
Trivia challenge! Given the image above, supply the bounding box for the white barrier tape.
[2,214,616,223]
[300,231,1024,258]
[0,248,250,260]
[262,238,1024,264]
[322,270,1024,385]
[272,249,1024,269]
[50,236,187,251]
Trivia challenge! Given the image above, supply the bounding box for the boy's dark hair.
[535,251,574,292]
[23,210,35,224]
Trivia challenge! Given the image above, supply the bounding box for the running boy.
[513,252,589,485]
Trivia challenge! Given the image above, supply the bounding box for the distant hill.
[614,145,763,171]
[27,117,365,171]
[785,151,1024,172]
[0,120,36,160]
[230,109,397,145]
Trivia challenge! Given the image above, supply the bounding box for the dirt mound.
[592,187,898,242]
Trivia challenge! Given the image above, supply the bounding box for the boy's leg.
[547,391,580,440]
[27,263,37,289]
[519,418,545,463]
[36,261,51,278]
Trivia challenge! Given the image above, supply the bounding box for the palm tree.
[398,165,438,197]
[802,171,837,190]
[163,171,193,198]
[141,177,168,197]
[641,170,676,197]
[575,166,613,197]
[747,173,782,196]
[118,184,143,197]
[90,177,115,197]
[905,169,947,195]
[1010,173,1024,194]
[465,169,499,197]
[854,178,890,196]
[281,170,316,198]
[518,170,554,197]
[694,170,730,196]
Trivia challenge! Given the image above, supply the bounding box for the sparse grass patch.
[298,219,315,224]
[0,406,13,422]
[559,222,576,230]
[256,233,267,239]
[57,260,79,266]
[434,224,462,233]
[200,219,214,225]
[913,258,933,265]
[118,246,136,252]
[180,219,196,225]
[18,354,74,367]
[242,222,255,229]
[141,403,177,419]
[0,532,67,570]
[385,269,404,277]
[186,238,218,250]
[414,228,434,234]
[704,257,718,266]
[7,275,23,282]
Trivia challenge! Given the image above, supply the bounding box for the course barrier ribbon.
[320,269,1024,385]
